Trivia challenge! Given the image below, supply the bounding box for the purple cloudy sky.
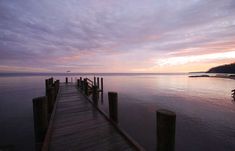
[0,0,235,73]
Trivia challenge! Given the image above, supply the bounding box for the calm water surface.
[0,74,235,151]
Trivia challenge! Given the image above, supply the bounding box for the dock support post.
[77,79,80,87]
[49,77,53,85]
[156,109,176,151]
[54,80,58,94]
[66,77,68,84]
[84,78,88,95]
[55,80,60,94]
[94,76,96,86]
[33,96,48,149]
[108,92,118,123]
[100,78,104,103]
[46,86,56,114]
[97,77,99,89]
[45,79,49,92]
[101,78,103,92]
[92,85,99,106]
[80,77,82,88]
[81,80,84,90]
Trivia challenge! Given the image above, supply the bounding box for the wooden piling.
[54,82,57,94]
[33,96,48,143]
[101,78,103,92]
[84,78,88,95]
[92,85,99,106]
[79,77,82,88]
[77,79,80,87]
[65,77,68,84]
[156,109,176,151]
[97,77,99,88]
[45,79,49,92]
[54,80,60,94]
[94,76,96,86]
[100,77,104,103]
[80,80,84,90]
[46,86,56,114]
[49,77,53,85]
[108,92,118,123]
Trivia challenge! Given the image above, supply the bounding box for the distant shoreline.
[189,74,235,80]
[209,76,235,80]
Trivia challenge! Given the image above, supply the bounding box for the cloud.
[0,0,235,72]
[156,51,235,66]
[0,65,50,72]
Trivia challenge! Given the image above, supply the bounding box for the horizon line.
[0,72,191,76]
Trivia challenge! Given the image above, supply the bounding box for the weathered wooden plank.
[51,132,131,151]
[48,84,137,151]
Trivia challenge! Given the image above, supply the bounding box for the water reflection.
[1,74,235,151]
[100,75,235,151]
[232,89,235,103]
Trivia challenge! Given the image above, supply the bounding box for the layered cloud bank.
[0,0,235,73]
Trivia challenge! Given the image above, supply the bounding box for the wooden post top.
[108,92,118,96]
[33,96,47,102]
[157,109,176,117]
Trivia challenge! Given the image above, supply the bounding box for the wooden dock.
[43,83,139,151]
[33,77,176,151]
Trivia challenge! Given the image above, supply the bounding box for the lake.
[0,74,235,151]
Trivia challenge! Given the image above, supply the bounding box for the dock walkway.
[48,83,137,151]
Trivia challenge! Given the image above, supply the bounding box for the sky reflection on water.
[0,74,235,151]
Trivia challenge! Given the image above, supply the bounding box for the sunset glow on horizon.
[0,0,235,73]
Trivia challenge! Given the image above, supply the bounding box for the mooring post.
[108,92,118,123]
[83,79,86,92]
[52,86,56,105]
[81,80,84,90]
[66,77,68,84]
[49,77,53,85]
[100,77,104,103]
[92,85,99,106]
[33,96,48,144]
[94,76,96,86]
[83,78,85,93]
[54,81,57,94]
[97,77,100,89]
[45,79,49,92]
[77,79,80,87]
[56,80,60,94]
[54,80,59,94]
[101,78,103,92]
[58,80,60,90]
[80,77,82,88]
[84,78,88,95]
[156,109,176,151]
[46,86,56,114]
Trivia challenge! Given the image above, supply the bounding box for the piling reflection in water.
[232,89,235,101]
[98,75,235,151]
